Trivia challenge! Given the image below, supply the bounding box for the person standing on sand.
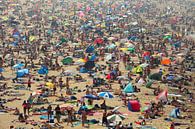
[47,105,52,120]
[22,100,27,116]
[67,109,73,127]
[27,77,31,90]
[26,100,31,115]
[102,110,108,126]
[81,110,87,127]
[55,105,61,123]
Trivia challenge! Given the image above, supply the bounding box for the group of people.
[0,0,194,128]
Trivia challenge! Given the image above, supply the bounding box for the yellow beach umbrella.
[29,36,36,42]
[120,48,128,51]
[46,82,54,89]
[77,58,87,63]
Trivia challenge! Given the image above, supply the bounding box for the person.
[101,100,107,110]
[127,123,133,129]
[170,122,175,129]
[22,101,27,115]
[67,109,73,127]
[58,77,63,91]
[13,108,20,115]
[18,113,25,122]
[53,84,56,95]
[116,121,123,129]
[26,100,31,115]
[27,77,31,90]
[102,111,108,126]
[47,105,52,120]
[81,110,87,127]
[55,105,61,123]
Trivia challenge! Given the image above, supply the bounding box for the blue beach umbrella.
[98,92,114,99]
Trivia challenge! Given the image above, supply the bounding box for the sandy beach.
[0,0,195,129]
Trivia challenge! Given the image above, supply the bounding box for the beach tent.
[123,83,135,93]
[169,108,180,118]
[38,65,48,75]
[128,100,141,112]
[16,69,29,77]
[132,66,143,74]
[161,59,171,65]
[86,45,95,53]
[156,90,168,102]
[62,57,73,65]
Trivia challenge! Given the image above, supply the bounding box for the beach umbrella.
[142,51,150,57]
[139,63,149,68]
[127,47,135,53]
[98,92,114,99]
[108,37,115,41]
[38,65,48,75]
[86,45,95,53]
[120,48,128,52]
[149,73,162,81]
[117,76,129,80]
[132,66,143,74]
[29,36,36,42]
[107,114,125,122]
[13,63,24,69]
[105,54,112,61]
[46,82,54,89]
[163,34,172,40]
[126,43,135,48]
[145,81,154,88]
[1,16,8,21]
[60,104,73,111]
[84,94,99,100]
[141,106,149,112]
[128,36,137,41]
[61,57,73,65]
[112,106,121,112]
[16,69,29,77]
[0,68,4,73]
[123,83,135,93]
[32,90,42,96]
[161,59,171,65]
[106,44,116,49]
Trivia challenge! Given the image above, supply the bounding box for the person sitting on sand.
[133,85,140,92]
[18,113,25,122]
[13,108,20,115]
[66,87,72,95]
